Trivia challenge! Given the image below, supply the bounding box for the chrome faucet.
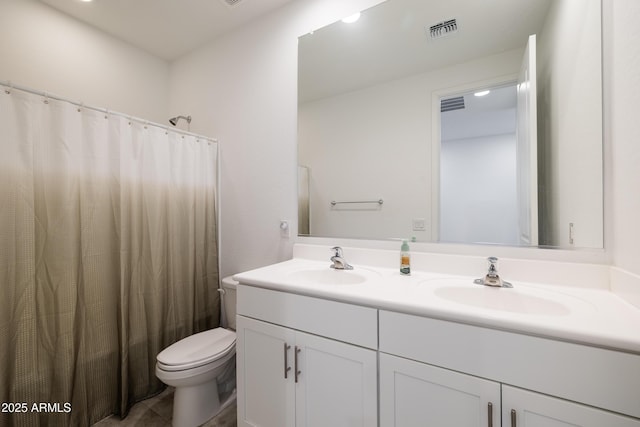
[330,246,353,270]
[474,256,512,288]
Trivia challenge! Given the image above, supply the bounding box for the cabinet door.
[237,316,296,427]
[295,331,378,427]
[380,353,501,427]
[502,386,640,427]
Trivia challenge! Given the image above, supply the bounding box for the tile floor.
[93,387,237,427]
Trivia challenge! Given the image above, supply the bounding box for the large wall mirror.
[297,0,603,249]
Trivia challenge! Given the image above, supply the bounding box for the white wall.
[536,0,603,248]
[298,71,432,242]
[169,0,386,278]
[607,0,640,277]
[298,50,521,243]
[0,0,169,124]
[441,133,518,246]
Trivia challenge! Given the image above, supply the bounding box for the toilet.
[155,276,238,427]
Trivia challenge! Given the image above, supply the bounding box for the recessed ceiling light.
[342,12,361,24]
[474,90,490,97]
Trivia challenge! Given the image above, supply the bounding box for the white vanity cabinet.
[235,285,378,427]
[380,352,501,426]
[380,353,640,427]
[502,385,640,427]
[379,310,640,427]
[236,316,295,427]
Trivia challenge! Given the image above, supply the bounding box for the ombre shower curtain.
[0,84,220,426]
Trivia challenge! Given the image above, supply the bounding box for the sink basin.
[421,279,595,316]
[285,267,378,286]
[434,286,571,315]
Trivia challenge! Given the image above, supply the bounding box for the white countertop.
[234,257,640,354]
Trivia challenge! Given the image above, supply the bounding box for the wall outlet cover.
[412,218,426,231]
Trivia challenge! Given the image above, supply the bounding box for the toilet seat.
[157,328,236,372]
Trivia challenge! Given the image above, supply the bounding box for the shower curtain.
[0,84,220,426]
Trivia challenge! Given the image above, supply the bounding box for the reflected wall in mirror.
[439,83,520,246]
[298,0,603,249]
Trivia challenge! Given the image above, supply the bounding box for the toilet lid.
[157,328,236,371]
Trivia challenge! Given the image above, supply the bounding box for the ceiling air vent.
[441,96,465,113]
[429,19,458,40]
[221,0,243,6]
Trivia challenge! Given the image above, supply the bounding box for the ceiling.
[39,0,297,61]
[298,0,552,103]
[441,84,518,141]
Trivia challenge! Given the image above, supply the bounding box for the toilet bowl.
[155,276,238,427]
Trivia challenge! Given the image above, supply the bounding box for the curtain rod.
[1,80,217,144]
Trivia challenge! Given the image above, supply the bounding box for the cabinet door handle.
[294,346,301,383]
[487,402,493,427]
[283,343,291,379]
[511,409,517,427]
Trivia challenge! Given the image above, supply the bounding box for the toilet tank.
[221,276,238,330]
